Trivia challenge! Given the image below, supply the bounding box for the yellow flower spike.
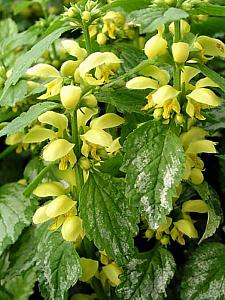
[33,205,51,224]
[60,85,82,110]
[180,127,207,150]
[172,42,189,64]
[23,126,56,143]
[102,262,122,287]
[169,20,190,36]
[38,111,68,132]
[139,65,170,86]
[61,39,87,60]
[190,168,204,185]
[197,36,225,58]
[45,195,75,218]
[26,63,60,78]
[5,132,24,145]
[33,181,65,197]
[152,85,180,105]
[61,215,83,241]
[90,113,125,130]
[187,88,220,106]
[48,215,65,231]
[79,258,99,282]
[126,76,158,90]
[195,77,219,88]
[144,35,168,59]
[60,60,80,77]
[186,140,217,154]
[77,107,98,128]
[106,137,121,154]
[174,219,198,239]
[81,129,113,148]
[42,139,75,162]
[182,200,208,213]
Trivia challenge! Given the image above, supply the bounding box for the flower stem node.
[60,85,82,110]
[172,42,189,64]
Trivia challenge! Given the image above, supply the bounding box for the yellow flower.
[102,11,125,39]
[33,181,65,197]
[101,262,122,287]
[169,20,190,36]
[174,219,198,239]
[197,36,225,59]
[182,200,208,213]
[79,258,99,282]
[172,42,189,64]
[61,215,84,241]
[60,85,82,110]
[78,52,121,86]
[144,25,167,59]
[61,39,87,60]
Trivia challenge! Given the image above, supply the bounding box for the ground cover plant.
[0,0,225,299]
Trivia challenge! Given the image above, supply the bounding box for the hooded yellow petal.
[106,137,121,154]
[61,39,87,60]
[182,200,208,213]
[102,263,122,287]
[126,76,158,90]
[81,129,113,147]
[45,195,75,218]
[196,77,219,88]
[90,113,124,130]
[23,127,56,143]
[26,63,60,78]
[197,36,225,58]
[79,258,99,282]
[181,66,200,84]
[152,85,179,105]
[186,140,217,154]
[77,107,98,128]
[33,205,50,224]
[187,88,220,106]
[79,52,121,78]
[38,111,68,131]
[61,215,83,241]
[180,127,207,149]
[175,219,198,238]
[144,35,167,59]
[43,139,75,161]
[139,65,170,86]
[33,181,65,197]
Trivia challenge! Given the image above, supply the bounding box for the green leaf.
[180,242,225,300]
[0,24,70,103]
[0,101,59,137]
[0,183,37,255]
[193,182,222,243]
[0,18,17,41]
[121,121,185,229]
[36,230,82,300]
[201,103,225,132]
[127,7,166,34]
[193,63,225,93]
[192,3,225,16]
[103,0,150,13]
[80,171,139,265]
[95,88,147,113]
[116,246,176,300]
[1,80,28,107]
[4,268,36,300]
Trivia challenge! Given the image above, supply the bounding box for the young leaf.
[116,246,176,300]
[0,183,37,256]
[193,182,222,243]
[121,121,185,229]
[36,230,82,300]
[0,101,59,137]
[95,88,147,113]
[79,171,139,265]
[180,242,225,299]
[0,24,70,103]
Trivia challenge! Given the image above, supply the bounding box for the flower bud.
[145,228,154,239]
[60,85,82,110]
[60,60,79,77]
[79,157,91,170]
[153,108,163,120]
[46,195,75,218]
[33,181,65,197]
[172,42,189,63]
[160,235,170,245]
[61,215,83,241]
[79,258,99,282]
[174,219,198,239]
[82,11,91,22]
[66,6,77,18]
[144,35,167,59]
[175,114,184,125]
[81,94,98,108]
[97,33,107,45]
[190,168,204,185]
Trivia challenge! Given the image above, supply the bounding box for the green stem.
[0,145,16,160]
[173,21,181,90]
[82,21,92,55]
[23,163,54,197]
[51,43,58,61]
[71,110,81,158]
[91,278,108,300]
